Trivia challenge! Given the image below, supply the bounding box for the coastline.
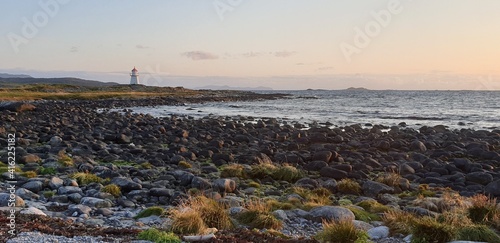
[1,96,499,242]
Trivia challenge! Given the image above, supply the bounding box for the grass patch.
[356,200,391,214]
[271,164,303,182]
[57,150,74,167]
[456,224,500,242]
[467,194,499,224]
[337,179,361,195]
[290,187,332,210]
[237,199,282,230]
[178,161,192,169]
[382,210,417,235]
[39,167,56,175]
[249,162,277,179]
[315,219,370,243]
[411,217,457,243]
[21,170,37,178]
[345,205,381,222]
[376,172,403,188]
[101,184,121,197]
[266,199,296,211]
[220,164,245,178]
[43,191,55,198]
[135,206,166,219]
[137,228,181,243]
[170,196,233,234]
[70,172,102,185]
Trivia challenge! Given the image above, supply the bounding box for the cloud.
[70,46,78,53]
[182,51,219,61]
[274,51,296,58]
[317,66,334,71]
[242,52,263,58]
[136,44,150,49]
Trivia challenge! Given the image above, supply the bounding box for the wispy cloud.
[182,51,219,61]
[242,52,263,58]
[70,46,78,53]
[317,66,334,71]
[136,44,150,49]
[274,51,296,58]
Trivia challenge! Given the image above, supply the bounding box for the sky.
[1,0,499,90]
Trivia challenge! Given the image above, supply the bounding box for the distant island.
[345,87,370,91]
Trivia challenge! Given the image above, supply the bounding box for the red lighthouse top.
[132,66,138,72]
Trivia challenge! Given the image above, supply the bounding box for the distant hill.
[0,77,119,88]
[0,73,32,78]
[197,85,273,91]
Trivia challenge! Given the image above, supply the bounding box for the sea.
[130,90,500,131]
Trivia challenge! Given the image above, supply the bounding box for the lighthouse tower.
[130,67,140,85]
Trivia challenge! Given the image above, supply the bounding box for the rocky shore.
[1,95,500,242]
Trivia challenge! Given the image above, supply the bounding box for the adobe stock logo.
[213,0,244,21]
[340,0,411,63]
[7,0,72,53]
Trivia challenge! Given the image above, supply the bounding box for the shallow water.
[130,90,500,130]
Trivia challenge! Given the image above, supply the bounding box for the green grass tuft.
[70,172,102,185]
[101,184,121,197]
[315,219,370,243]
[456,224,500,242]
[135,206,165,219]
[137,228,181,243]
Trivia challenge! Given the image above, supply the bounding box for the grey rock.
[80,197,113,208]
[465,172,493,185]
[191,176,211,190]
[485,179,500,197]
[67,204,92,216]
[20,207,46,216]
[213,178,237,193]
[21,180,44,193]
[16,188,39,200]
[57,186,82,195]
[49,177,64,190]
[0,193,25,207]
[49,136,63,146]
[149,188,174,197]
[111,177,142,192]
[367,226,390,240]
[308,206,355,223]
[68,193,83,203]
[273,210,288,221]
[362,180,395,197]
[319,167,348,180]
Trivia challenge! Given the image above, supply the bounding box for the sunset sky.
[1,0,499,90]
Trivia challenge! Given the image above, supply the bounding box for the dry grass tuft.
[337,179,361,195]
[315,219,369,243]
[237,199,282,230]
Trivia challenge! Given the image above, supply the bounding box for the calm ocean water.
[132,90,500,130]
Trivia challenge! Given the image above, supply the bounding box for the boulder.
[320,167,348,180]
[308,206,355,223]
[21,181,44,193]
[485,180,500,197]
[57,186,82,195]
[111,177,142,192]
[0,193,25,207]
[49,177,64,190]
[367,226,390,240]
[0,102,36,112]
[362,180,394,197]
[20,207,46,216]
[465,172,493,185]
[80,197,113,208]
[213,179,237,193]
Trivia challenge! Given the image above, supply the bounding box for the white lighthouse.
[130,66,139,85]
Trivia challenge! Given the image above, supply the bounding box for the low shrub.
[135,206,165,219]
[137,228,181,243]
[315,219,369,243]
